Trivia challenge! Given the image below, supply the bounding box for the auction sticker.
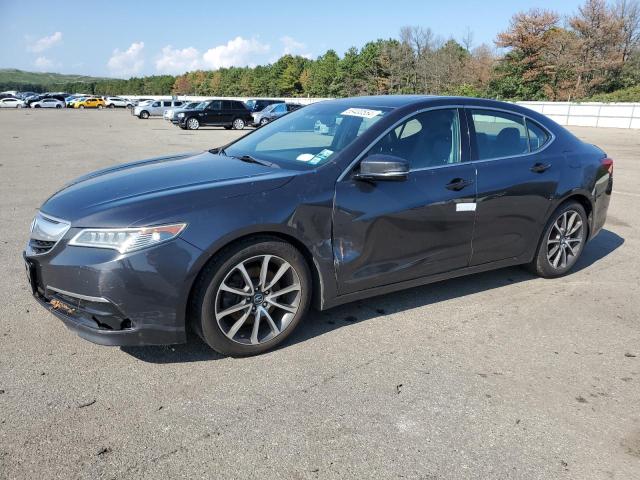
[341,108,382,119]
[309,149,334,165]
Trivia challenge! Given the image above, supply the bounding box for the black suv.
[177,100,253,130]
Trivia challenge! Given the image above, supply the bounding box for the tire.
[108,104,115,108]
[56,104,61,109]
[98,105,104,109]
[527,201,588,278]
[186,117,200,130]
[139,110,149,119]
[190,238,311,356]
[34,105,41,108]
[260,118,269,126]
[80,105,85,109]
[232,118,245,130]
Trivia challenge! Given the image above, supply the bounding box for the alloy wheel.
[546,209,584,269]
[187,118,199,130]
[233,118,245,130]
[214,255,302,345]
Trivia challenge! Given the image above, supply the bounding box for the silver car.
[133,99,185,119]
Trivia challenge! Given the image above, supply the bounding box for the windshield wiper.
[233,154,277,168]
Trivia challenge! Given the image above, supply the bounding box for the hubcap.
[214,255,301,345]
[188,118,199,129]
[234,119,244,129]
[546,209,584,269]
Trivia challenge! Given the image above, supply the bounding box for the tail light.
[601,157,613,175]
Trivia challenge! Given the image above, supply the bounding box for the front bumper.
[24,236,203,346]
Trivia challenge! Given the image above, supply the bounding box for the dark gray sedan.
[24,96,612,356]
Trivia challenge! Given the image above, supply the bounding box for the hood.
[41,151,296,225]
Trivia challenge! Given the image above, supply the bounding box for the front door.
[203,100,223,125]
[333,108,477,295]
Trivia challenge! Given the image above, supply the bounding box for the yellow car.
[74,97,106,109]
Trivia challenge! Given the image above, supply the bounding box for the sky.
[0,0,587,78]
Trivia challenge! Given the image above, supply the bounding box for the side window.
[366,109,461,169]
[470,110,528,160]
[222,101,232,110]
[152,101,160,107]
[208,100,222,111]
[162,101,172,107]
[526,119,550,151]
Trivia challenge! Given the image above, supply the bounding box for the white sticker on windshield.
[296,153,315,162]
[341,108,382,119]
[309,149,334,165]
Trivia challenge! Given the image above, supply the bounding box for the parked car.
[244,98,284,113]
[31,98,65,108]
[164,102,204,121]
[104,97,133,108]
[73,97,106,109]
[23,96,613,355]
[252,102,303,126]
[66,96,88,108]
[176,99,252,130]
[24,94,45,107]
[0,97,26,108]
[133,99,184,119]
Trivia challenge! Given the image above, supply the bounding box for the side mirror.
[354,154,409,181]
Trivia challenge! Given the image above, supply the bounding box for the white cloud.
[201,36,270,69]
[154,37,271,74]
[34,56,54,70]
[281,36,312,59]
[27,32,62,53]
[107,42,145,77]
[155,46,201,74]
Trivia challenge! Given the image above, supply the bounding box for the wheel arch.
[184,230,325,330]
[554,190,594,240]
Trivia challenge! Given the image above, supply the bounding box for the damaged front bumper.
[23,235,203,347]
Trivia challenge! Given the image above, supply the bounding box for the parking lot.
[0,108,639,479]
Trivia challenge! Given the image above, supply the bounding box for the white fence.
[517,101,640,129]
[124,95,640,129]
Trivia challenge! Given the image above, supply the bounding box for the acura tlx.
[24,96,612,356]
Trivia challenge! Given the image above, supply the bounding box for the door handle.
[530,162,552,173]
[446,178,474,191]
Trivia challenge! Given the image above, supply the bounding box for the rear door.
[333,107,477,294]
[467,108,559,265]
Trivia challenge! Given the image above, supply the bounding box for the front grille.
[28,212,70,255]
[29,239,56,254]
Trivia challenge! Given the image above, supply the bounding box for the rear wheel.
[55,104,61,109]
[108,104,115,108]
[190,239,311,356]
[186,117,200,130]
[34,105,41,108]
[232,118,245,130]
[260,118,269,126]
[528,201,587,278]
[80,105,85,109]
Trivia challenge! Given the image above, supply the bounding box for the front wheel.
[260,118,269,126]
[190,239,311,356]
[108,104,115,108]
[232,118,245,130]
[80,105,85,109]
[55,104,61,109]
[527,201,588,278]
[186,117,200,130]
[139,110,149,119]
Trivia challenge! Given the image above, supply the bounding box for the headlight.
[69,223,187,253]
[177,112,185,118]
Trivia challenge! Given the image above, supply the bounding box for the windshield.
[224,102,391,169]
[261,103,277,114]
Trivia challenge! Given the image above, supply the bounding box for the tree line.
[4,0,640,102]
